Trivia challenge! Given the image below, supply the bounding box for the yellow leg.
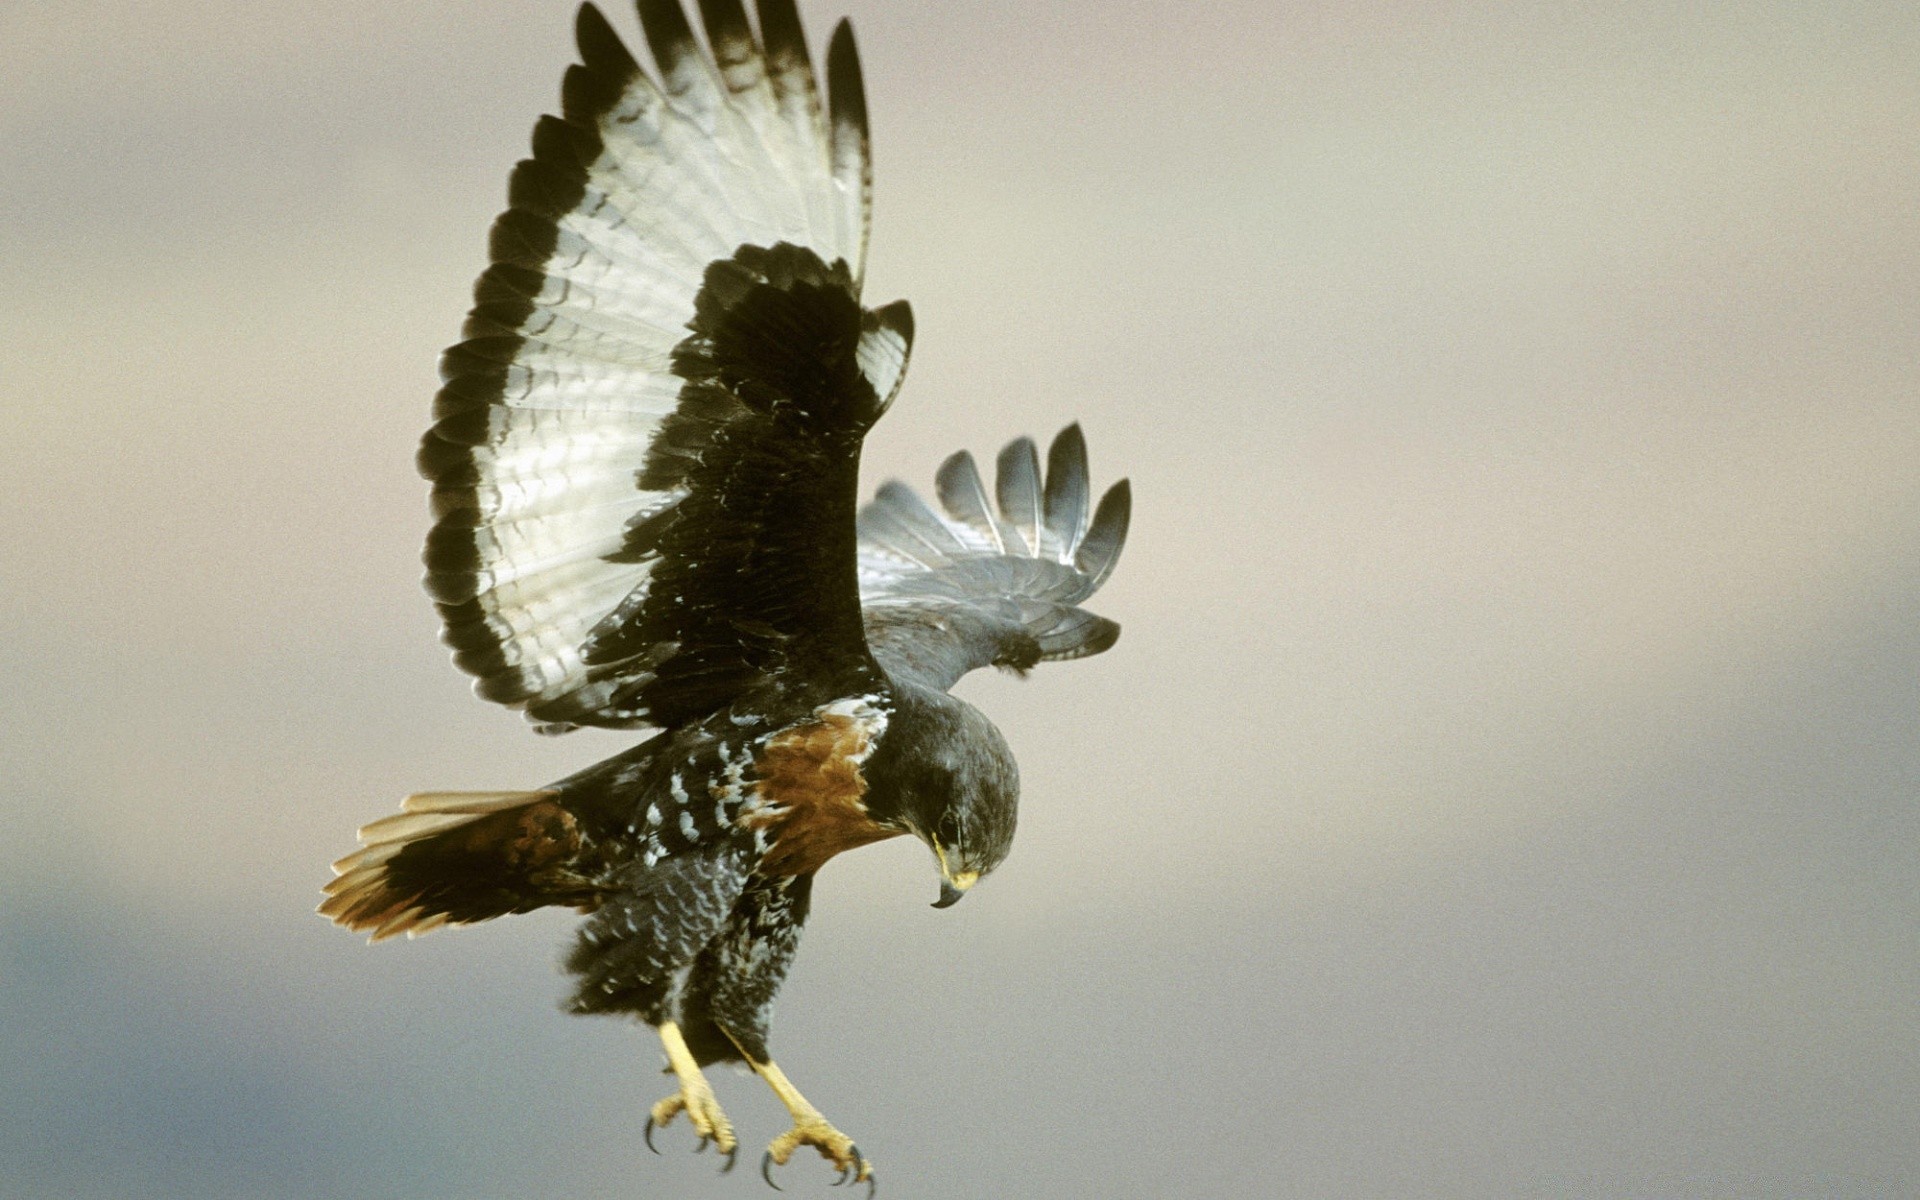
[644,1021,738,1163]
[734,1046,874,1189]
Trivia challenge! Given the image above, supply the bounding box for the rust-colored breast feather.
[747,710,899,876]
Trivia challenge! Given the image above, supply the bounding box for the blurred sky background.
[2,1,1916,1197]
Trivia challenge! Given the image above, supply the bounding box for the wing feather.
[994,437,1044,555]
[933,450,1007,555]
[825,21,872,284]
[637,0,706,96]
[424,0,895,730]
[858,425,1130,691]
[1041,421,1090,557]
[863,481,972,564]
[1075,477,1132,590]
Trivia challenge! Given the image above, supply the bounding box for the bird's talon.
[762,1119,869,1190]
[761,1150,783,1190]
[721,1142,740,1173]
[647,1080,736,1159]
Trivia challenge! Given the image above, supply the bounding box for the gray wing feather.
[933,451,1006,555]
[864,480,972,563]
[858,424,1130,691]
[994,437,1044,555]
[1042,424,1090,557]
[1075,478,1131,591]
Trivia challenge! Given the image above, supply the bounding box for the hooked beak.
[929,839,980,909]
[932,871,979,909]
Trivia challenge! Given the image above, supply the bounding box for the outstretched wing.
[420,1,913,731]
[856,425,1131,692]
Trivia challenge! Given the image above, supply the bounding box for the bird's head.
[871,688,1019,908]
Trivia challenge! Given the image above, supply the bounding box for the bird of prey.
[320,0,1129,1188]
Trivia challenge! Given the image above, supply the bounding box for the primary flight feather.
[322,1,1130,1187]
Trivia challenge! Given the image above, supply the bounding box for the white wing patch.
[423,1,874,728]
[856,301,914,416]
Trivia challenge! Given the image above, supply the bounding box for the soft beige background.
[3,1,1916,1196]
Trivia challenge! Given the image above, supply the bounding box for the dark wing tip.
[937,447,975,479]
[575,4,633,69]
[994,436,1044,553]
[872,297,913,342]
[1043,423,1091,551]
[564,5,640,124]
[1084,615,1121,656]
[697,0,754,58]
[825,19,868,134]
[1033,608,1120,661]
[637,0,702,82]
[1047,423,1088,471]
[995,435,1040,474]
[1076,478,1131,588]
[1100,478,1132,539]
[932,448,1002,549]
[756,0,807,52]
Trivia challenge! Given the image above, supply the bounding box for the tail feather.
[319,789,596,942]
[403,790,564,815]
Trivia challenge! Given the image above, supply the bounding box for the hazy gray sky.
[3,2,1916,1197]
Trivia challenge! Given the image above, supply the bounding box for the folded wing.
[420,0,908,731]
[857,425,1131,692]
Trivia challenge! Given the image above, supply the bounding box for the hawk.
[321,0,1129,1189]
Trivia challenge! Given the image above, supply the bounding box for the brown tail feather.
[319,790,598,942]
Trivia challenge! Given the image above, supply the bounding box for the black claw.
[761,1151,784,1190]
[643,1115,661,1155]
[864,1172,877,1200]
[720,1142,740,1174]
[694,1135,710,1154]
[833,1163,852,1186]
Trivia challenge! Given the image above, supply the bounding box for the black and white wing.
[856,425,1131,692]
[420,1,913,732]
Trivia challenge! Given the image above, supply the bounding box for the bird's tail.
[319,790,598,942]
